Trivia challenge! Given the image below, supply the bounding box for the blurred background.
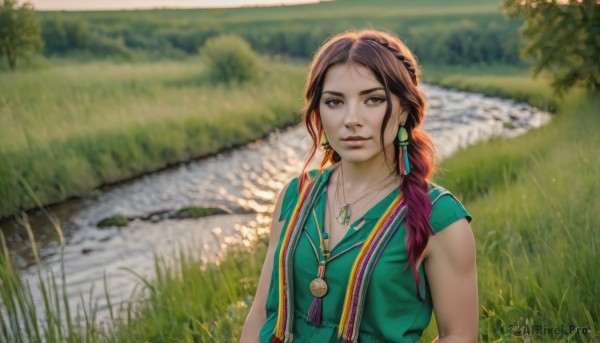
[0,0,598,342]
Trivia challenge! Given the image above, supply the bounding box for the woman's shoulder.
[426,182,472,234]
[277,169,322,221]
[279,167,333,221]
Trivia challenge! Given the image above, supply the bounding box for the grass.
[2,66,598,342]
[419,67,599,342]
[114,244,267,342]
[0,57,306,219]
[421,64,558,111]
[466,99,599,340]
[29,0,521,70]
[0,216,268,342]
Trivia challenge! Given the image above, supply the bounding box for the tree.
[502,0,600,94]
[42,14,88,55]
[41,14,69,54]
[0,0,42,70]
[199,34,261,84]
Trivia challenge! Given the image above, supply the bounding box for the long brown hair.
[300,29,436,293]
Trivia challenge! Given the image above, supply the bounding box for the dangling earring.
[320,132,332,151]
[397,124,411,175]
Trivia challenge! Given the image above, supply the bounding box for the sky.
[30,0,321,11]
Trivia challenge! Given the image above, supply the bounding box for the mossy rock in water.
[86,189,103,200]
[97,215,129,228]
[171,207,228,219]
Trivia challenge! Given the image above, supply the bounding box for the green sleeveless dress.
[259,167,472,342]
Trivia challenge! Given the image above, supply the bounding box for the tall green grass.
[467,99,599,341]
[0,215,92,343]
[422,64,558,111]
[420,68,599,341]
[0,58,305,219]
[107,243,268,342]
[0,217,268,342]
[478,99,596,340]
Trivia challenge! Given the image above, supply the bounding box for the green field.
[55,0,502,23]
[2,66,598,342]
[0,58,305,219]
[423,69,598,342]
[31,0,520,66]
[1,0,598,341]
[1,0,524,219]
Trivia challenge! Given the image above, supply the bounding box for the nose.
[344,101,363,128]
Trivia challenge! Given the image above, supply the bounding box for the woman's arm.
[424,218,478,343]
[240,182,290,343]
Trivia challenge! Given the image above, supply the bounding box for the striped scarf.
[272,168,408,343]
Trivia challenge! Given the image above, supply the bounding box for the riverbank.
[1,67,598,342]
[0,57,305,220]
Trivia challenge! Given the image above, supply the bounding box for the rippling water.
[1,85,550,319]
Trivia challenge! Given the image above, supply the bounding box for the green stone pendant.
[337,204,351,227]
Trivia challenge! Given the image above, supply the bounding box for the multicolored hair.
[299,29,436,293]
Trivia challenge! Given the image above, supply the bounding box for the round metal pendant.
[309,277,328,298]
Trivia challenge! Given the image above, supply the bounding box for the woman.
[241,29,478,343]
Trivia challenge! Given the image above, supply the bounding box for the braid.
[363,37,434,294]
[398,128,435,298]
[363,37,419,86]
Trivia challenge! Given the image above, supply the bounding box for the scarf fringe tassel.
[306,296,323,326]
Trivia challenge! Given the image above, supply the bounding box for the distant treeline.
[39,1,523,65]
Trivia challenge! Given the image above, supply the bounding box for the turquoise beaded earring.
[397,124,411,175]
[320,132,332,151]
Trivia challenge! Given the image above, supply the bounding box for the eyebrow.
[321,87,385,97]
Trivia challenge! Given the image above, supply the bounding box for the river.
[0,84,550,320]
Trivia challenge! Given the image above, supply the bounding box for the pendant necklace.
[307,173,396,326]
[306,208,330,326]
[310,209,329,296]
[335,166,397,227]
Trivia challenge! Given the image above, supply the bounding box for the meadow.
[1,0,598,341]
[0,58,306,219]
[423,68,598,342]
[2,0,522,219]
[35,0,520,65]
[1,66,598,342]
